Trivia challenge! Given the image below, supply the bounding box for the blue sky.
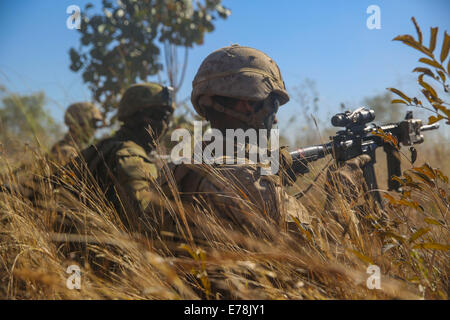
[0,0,449,131]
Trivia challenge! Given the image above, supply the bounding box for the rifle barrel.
[290,143,331,162]
[420,123,440,131]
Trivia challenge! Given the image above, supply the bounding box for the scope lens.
[331,113,347,127]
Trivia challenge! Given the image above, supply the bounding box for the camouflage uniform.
[2,103,103,201]
[161,45,310,236]
[51,102,104,165]
[61,83,174,230]
[167,158,309,233]
[51,135,79,163]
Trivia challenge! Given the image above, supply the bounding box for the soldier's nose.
[233,100,253,115]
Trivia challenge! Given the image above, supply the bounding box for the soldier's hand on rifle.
[324,154,371,204]
[278,146,298,186]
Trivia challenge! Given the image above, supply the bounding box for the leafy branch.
[387,17,450,125]
[69,0,231,119]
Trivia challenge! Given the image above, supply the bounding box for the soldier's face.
[232,98,278,131]
[141,108,173,140]
[232,100,254,115]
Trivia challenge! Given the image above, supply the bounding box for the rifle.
[289,107,440,207]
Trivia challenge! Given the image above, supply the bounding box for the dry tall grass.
[0,137,448,300]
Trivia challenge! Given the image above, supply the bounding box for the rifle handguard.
[290,144,330,175]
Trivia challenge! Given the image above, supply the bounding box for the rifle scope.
[331,107,375,128]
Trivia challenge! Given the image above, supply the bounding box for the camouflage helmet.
[118,82,174,121]
[191,45,289,117]
[64,102,103,128]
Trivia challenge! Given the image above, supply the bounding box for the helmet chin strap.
[262,96,279,131]
[199,95,279,130]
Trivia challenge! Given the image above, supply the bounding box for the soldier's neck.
[115,125,155,153]
[66,130,89,147]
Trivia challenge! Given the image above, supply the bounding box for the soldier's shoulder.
[80,137,146,159]
[115,141,158,180]
[50,139,78,163]
[170,162,280,193]
[51,141,76,153]
[115,140,151,161]
[79,137,120,158]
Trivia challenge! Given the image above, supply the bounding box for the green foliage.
[69,0,231,117]
[0,91,62,152]
[388,17,450,125]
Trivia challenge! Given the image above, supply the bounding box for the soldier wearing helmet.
[162,45,370,239]
[160,45,311,237]
[191,45,288,133]
[60,83,174,230]
[8,102,103,204]
[51,102,104,164]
